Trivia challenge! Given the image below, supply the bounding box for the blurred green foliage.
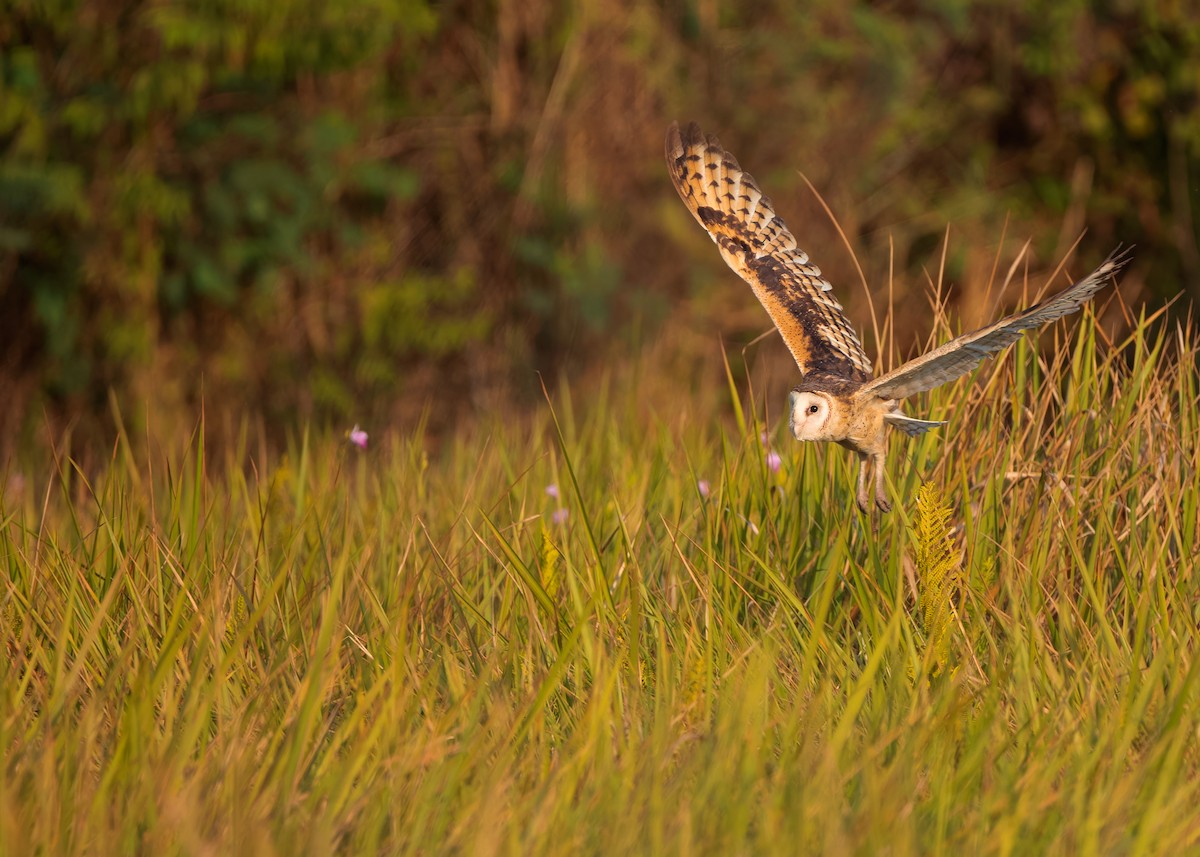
[0,0,1197,447]
[0,0,443,435]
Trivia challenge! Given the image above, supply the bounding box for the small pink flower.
[697,479,712,498]
[766,450,782,473]
[545,483,560,499]
[348,425,369,450]
[551,507,569,525]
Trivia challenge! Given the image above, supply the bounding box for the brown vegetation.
[1,0,1195,454]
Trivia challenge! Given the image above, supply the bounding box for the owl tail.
[884,412,947,437]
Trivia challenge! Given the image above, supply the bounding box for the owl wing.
[861,249,1129,401]
[665,122,873,381]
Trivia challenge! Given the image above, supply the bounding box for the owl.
[665,121,1127,513]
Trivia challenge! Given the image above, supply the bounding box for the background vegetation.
[4,4,1200,850]
[2,0,1198,451]
[3,297,1197,854]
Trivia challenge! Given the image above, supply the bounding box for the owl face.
[789,390,835,441]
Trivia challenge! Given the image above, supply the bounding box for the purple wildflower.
[766,450,782,473]
[545,483,560,500]
[698,479,712,498]
[551,507,569,525]
[348,425,369,450]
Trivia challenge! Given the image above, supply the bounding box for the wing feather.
[861,249,1129,400]
[665,122,872,380]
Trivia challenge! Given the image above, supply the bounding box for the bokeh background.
[2,0,1196,454]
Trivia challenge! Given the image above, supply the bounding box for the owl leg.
[873,453,892,513]
[856,455,872,514]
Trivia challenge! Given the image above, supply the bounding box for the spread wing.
[861,249,1129,401]
[665,121,872,381]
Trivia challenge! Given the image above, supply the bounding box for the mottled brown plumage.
[665,121,1128,513]
[665,121,873,382]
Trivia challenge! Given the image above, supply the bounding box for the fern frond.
[912,482,962,677]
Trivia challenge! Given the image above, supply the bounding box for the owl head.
[788,390,837,441]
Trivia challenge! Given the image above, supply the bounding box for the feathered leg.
[872,453,891,513]
[856,455,872,514]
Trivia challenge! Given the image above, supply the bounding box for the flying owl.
[665,121,1127,513]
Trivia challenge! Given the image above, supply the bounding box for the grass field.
[3,274,1200,854]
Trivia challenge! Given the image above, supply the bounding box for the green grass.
[3,300,1200,855]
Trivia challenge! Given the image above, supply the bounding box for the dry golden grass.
[2,253,1199,854]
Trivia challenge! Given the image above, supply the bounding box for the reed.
[2,264,1198,854]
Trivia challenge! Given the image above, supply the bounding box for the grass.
[3,280,1200,854]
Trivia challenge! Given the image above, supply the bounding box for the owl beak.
[787,391,800,435]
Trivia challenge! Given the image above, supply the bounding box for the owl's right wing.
[665,122,873,381]
[861,249,1129,401]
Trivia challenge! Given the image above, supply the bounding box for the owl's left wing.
[861,249,1129,401]
[665,122,873,381]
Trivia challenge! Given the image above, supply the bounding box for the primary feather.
[861,249,1130,400]
[665,121,873,381]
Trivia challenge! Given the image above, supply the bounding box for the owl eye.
[807,404,820,414]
